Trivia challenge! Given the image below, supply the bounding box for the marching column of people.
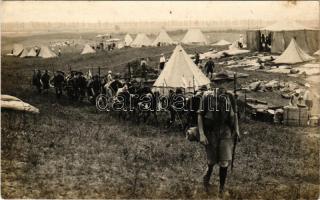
[32,69,114,104]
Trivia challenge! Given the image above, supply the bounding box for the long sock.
[203,164,213,185]
[219,167,228,192]
[206,165,213,177]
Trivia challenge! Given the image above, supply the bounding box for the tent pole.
[162,83,164,95]
[193,75,195,94]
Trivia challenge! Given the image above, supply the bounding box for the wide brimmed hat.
[198,85,207,91]
[56,70,65,75]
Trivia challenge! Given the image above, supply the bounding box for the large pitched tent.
[124,34,133,46]
[130,33,152,47]
[152,30,174,46]
[153,45,210,93]
[181,29,208,45]
[246,21,319,53]
[19,49,29,58]
[20,48,38,58]
[12,44,24,56]
[81,44,96,54]
[27,48,38,57]
[38,46,57,58]
[273,38,315,64]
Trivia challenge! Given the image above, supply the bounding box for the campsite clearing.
[1,31,319,199]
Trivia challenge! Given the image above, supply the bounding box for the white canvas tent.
[19,49,29,58]
[27,48,38,57]
[13,44,24,56]
[153,45,210,93]
[181,29,208,45]
[38,46,57,58]
[212,39,231,46]
[130,33,152,47]
[152,30,174,46]
[274,38,315,64]
[124,34,133,46]
[314,50,320,56]
[81,44,96,54]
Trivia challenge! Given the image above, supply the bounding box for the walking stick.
[98,66,102,93]
[231,72,241,172]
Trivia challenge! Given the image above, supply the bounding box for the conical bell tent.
[38,46,57,58]
[19,49,29,58]
[153,45,210,93]
[27,48,38,57]
[130,33,152,47]
[274,38,315,64]
[124,34,133,46]
[181,29,208,45]
[313,49,320,56]
[81,44,96,54]
[13,44,24,56]
[152,30,174,46]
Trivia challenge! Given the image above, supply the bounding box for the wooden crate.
[309,116,319,127]
[283,106,309,126]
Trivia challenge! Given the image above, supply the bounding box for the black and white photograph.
[1,1,319,199]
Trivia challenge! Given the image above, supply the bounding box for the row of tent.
[124,29,211,48]
[8,28,233,57]
[81,29,221,55]
[153,37,320,93]
[8,44,57,58]
[80,29,232,55]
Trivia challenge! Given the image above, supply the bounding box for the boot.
[203,164,213,192]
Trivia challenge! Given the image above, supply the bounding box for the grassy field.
[1,32,319,199]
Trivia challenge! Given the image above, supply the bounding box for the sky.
[1,1,319,23]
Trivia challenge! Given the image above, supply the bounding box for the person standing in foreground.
[197,88,238,195]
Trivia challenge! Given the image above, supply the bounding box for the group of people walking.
[32,69,120,103]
